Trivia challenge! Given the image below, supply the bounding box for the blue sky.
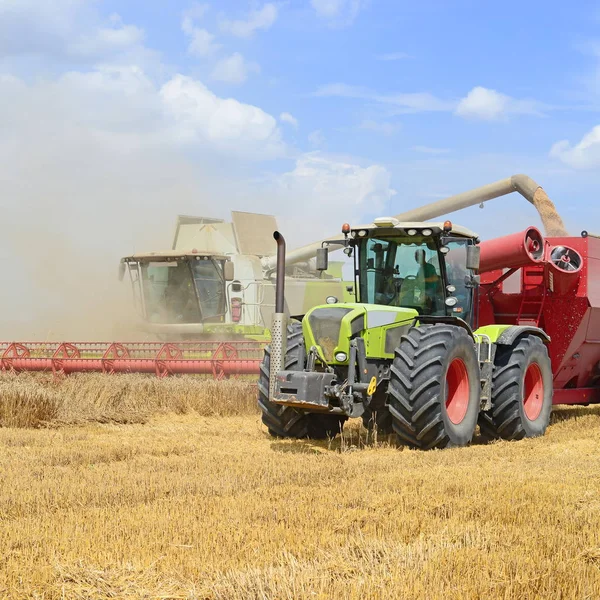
[2,0,600,334]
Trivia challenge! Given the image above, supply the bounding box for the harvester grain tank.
[259,174,600,449]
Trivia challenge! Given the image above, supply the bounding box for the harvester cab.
[120,251,234,331]
[259,216,554,449]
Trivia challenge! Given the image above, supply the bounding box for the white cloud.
[182,17,221,57]
[412,145,451,155]
[550,125,600,169]
[0,2,146,61]
[311,0,367,26]
[211,53,260,85]
[219,3,278,39]
[0,66,284,160]
[455,87,509,121]
[183,3,210,21]
[308,130,325,147]
[315,83,453,113]
[270,153,396,246]
[376,52,410,61]
[280,112,299,128]
[161,74,283,158]
[70,14,145,58]
[359,119,400,136]
[455,86,543,121]
[316,83,546,119]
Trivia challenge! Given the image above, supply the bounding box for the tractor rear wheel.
[258,322,346,439]
[387,324,480,449]
[479,335,552,441]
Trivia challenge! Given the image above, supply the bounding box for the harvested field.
[0,375,599,598]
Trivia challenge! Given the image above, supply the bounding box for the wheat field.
[0,373,599,598]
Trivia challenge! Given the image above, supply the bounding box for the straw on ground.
[0,373,599,598]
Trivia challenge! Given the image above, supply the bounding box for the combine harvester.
[0,211,354,379]
[261,175,600,446]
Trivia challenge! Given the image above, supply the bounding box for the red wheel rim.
[445,358,470,424]
[523,363,544,420]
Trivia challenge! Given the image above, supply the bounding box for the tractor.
[258,218,554,449]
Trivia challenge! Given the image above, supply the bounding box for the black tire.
[258,322,346,439]
[387,324,480,450]
[479,335,552,441]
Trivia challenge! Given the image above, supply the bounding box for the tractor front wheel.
[258,322,346,439]
[387,324,480,450]
[479,335,552,441]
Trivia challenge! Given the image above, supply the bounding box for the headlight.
[422,228,432,236]
[335,352,348,362]
[326,296,338,304]
[407,229,417,236]
[357,229,368,237]
[445,297,458,307]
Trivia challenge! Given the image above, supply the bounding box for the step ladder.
[517,267,547,326]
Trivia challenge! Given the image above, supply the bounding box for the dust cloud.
[0,130,230,342]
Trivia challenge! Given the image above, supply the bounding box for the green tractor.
[258,218,553,450]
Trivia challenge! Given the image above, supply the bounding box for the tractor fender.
[413,315,476,341]
[495,325,550,346]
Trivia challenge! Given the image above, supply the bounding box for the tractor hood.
[303,303,418,364]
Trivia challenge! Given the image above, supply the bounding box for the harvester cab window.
[359,236,444,315]
[141,261,201,324]
[191,259,226,322]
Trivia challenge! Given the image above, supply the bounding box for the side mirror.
[316,247,329,271]
[466,245,480,271]
[118,262,126,282]
[224,261,235,281]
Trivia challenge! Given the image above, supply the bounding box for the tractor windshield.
[358,236,445,315]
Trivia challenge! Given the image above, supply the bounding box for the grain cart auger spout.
[259,215,558,450]
[395,174,568,237]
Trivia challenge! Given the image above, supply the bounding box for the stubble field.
[0,372,599,599]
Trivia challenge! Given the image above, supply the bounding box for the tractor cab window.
[141,261,201,324]
[359,236,445,315]
[442,238,473,322]
[191,259,226,322]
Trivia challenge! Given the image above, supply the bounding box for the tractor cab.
[318,218,481,324]
[259,220,556,451]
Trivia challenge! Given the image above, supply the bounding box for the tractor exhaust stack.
[270,231,288,401]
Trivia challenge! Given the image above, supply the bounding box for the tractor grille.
[308,308,352,362]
